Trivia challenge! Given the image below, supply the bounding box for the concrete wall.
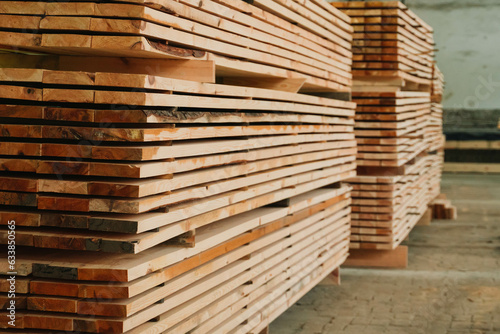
[406,0,500,109]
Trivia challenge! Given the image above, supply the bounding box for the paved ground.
[270,173,500,334]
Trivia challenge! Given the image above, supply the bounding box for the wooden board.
[349,154,443,250]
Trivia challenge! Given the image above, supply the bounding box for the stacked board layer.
[428,65,445,152]
[0,0,356,332]
[332,1,435,91]
[350,154,441,249]
[0,0,353,93]
[0,187,352,333]
[353,91,431,169]
[332,1,444,250]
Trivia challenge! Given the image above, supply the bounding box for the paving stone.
[351,315,373,325]
[390,318,415,327]
[493,322,500,330]
[451,320,473,329]
[472,321,493,331]
[425,322,452,334]
[301,320,329,334]
[341,324,382,334]
[369,316,392,326]
[321,322,349,333]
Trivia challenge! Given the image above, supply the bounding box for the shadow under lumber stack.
[332,1,444,253]
[0,0,355,332]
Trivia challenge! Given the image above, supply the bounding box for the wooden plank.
[332,1,435,91]
[32,141,356,179]
[0,186,353,254]
[3,50,216,82]
[0,147,355,198]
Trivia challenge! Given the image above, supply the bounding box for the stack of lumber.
[0,0,353,93]
[425,64,446,215]
[350,154,441,249]
[0,0,356,332]
[427,103,445,152]
[353,91,431,170]
[0,186,352,332]
[431,65,444,103]
[332,1,435,92]
[427,65,445,152]
[332,1,445,250]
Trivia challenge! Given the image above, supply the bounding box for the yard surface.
[270,173,500,334]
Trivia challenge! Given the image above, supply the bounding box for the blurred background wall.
[407,0,500,110]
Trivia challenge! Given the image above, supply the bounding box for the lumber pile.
[428,65,445,152]
[427,64,457,218]
[0,0,353,93]
[0,1,356,332]
[353,91,432,169]
[333,1,444,250]
[350,154,441,249]
[332,1,434,92]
